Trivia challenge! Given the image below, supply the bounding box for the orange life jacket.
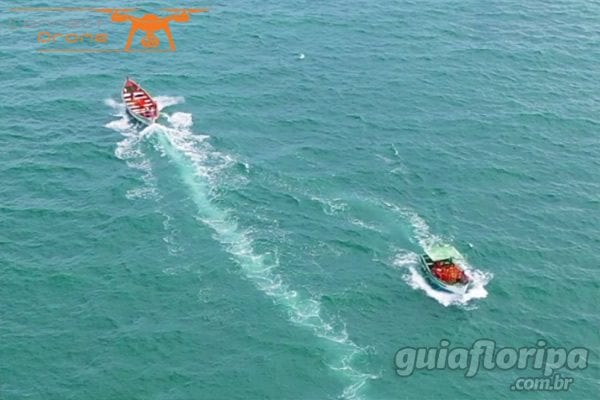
[433,265,463,284]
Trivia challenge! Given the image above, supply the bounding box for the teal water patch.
[106,99,378,399]
[2,1,599,398]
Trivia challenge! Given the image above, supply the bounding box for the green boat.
[419,244,471,294]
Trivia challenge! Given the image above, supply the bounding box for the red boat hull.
[122,78,159,125]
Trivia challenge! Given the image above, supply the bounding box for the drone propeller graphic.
[95,8,208,51]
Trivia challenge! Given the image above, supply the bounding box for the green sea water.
[1,1,599,399]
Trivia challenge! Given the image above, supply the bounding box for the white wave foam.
[155,95,184,111]
[125,184,156,200]
[349,218,381,233]
[384,204,492,307]
[399,262,491,308]
[311,196,348,215]
[160,211,184,258]
[403,264,462,307]
[122,110,377,398]
[105,98,157,199]
[392,250,420,268]
[104,98,125,114]
[106,117,132,134]
[383,203,441,249]
[166,111,193,130]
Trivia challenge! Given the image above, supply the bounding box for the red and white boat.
[122,77,159,125]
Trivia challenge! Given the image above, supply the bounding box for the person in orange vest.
[431,261,444,280]
[433,263,464,284]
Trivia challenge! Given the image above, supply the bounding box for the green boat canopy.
[425,244,463,262]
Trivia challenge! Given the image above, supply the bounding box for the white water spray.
[106,97,377,399]
[384,203,492,307]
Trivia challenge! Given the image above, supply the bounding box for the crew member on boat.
[431,261,465,284]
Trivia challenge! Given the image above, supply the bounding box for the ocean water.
[1,1,599,399]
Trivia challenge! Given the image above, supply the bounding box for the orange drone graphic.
[96,8,208,51]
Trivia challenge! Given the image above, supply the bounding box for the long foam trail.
[385,203,492,307]
[157,117,376,399]
[105,98,377,399]
[106,97,186,256]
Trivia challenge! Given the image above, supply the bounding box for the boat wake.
[105,98,158,200]
[385,203,492,307]
[155,95,185,111]
[105,96,376,399]
[393,250,490,308]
